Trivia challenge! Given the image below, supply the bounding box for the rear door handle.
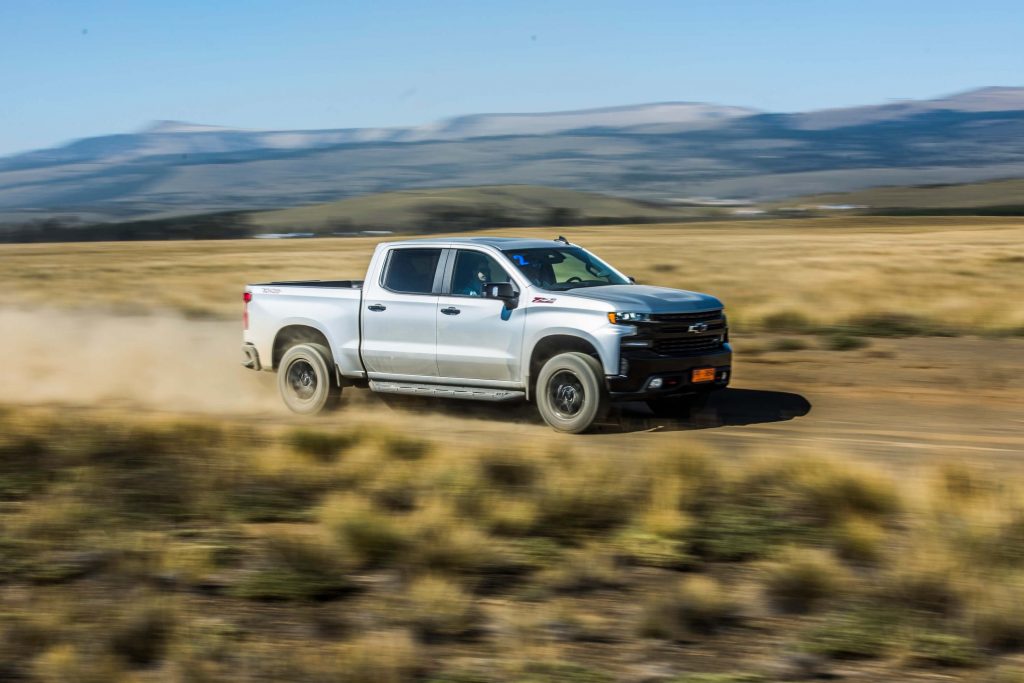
[367,304,386,312]
[440,307,461,316]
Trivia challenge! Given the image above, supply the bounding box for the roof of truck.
[387,236,572,250]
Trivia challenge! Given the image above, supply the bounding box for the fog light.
[648,377,664,390]
[619,358,629,376]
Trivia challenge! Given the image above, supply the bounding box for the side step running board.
[369,380,525,402]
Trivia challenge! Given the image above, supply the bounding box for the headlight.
[607,311,650,324]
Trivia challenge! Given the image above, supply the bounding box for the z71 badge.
[532,296,556,304]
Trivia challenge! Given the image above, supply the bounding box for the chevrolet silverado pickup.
[242,236,731,433]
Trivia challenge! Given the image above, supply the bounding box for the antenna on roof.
[555,235,570,244]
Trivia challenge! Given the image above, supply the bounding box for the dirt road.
[2,307,1020,470]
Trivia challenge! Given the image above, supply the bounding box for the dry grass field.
[1,216,1023,682]
[786,178,1024,210]
[1,216,1022,334]
[248,185,704,232]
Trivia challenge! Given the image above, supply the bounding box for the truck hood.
[564,285,723,313]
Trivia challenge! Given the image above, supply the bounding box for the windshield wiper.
[549,281,611,291]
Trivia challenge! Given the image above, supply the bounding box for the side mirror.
[628,276,637,284]
[485,282,519,309]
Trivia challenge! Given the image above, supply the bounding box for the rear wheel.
[277,343,341,415]
[535,352,609,433]
[646,392,710,419]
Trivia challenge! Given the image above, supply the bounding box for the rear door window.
[381,248,443,294]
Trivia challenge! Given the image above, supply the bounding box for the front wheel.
[277,343,341,415]
[535,352,609,433]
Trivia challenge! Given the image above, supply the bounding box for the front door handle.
[367,304,387,312]
[440,307,461,316]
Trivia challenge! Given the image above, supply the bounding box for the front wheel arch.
[535,351,609,433]
[527,334,603,401]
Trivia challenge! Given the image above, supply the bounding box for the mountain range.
[3,87,1024,221]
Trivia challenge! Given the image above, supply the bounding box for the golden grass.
[3,407,1024,679]
[786,178,1024,209]
[0,215,1021,679]
[1,216,1022,332]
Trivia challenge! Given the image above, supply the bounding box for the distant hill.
[780,178,1024,211]
[3,87,1024,222]
[249,185,704,234]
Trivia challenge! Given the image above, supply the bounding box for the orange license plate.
[691,367,716,383]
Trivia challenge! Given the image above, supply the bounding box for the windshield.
[502,246,630,291]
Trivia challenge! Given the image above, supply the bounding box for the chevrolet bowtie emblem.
[687,322,709,333]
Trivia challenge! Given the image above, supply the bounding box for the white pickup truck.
[242,236,730,433]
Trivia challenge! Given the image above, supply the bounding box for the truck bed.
[244,279,365,376]
[253,280,363,288]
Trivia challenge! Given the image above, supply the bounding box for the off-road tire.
[277,343,341,415]
[535,352,609,433]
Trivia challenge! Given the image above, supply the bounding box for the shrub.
[686,457,897,561]
[824,333,869,351]
[479,450,538,489]
[639,575,741,639]
[382,435,431,461]
[225,469,328,522]
[314,631,421,683]
[878,551,964,617]
[0,614,61,676]
[970,582,1024,650]
[612,528,693,569]
[539,546,621,594]
[482,496,538,536]
[842,312,953,337]
[688,499,799,561]
[289,429,360,463]
[771,337,809,352]
[108,602,175,666]
[320,495,409,568]
[988,667,1024,683]
[762,548,846,614]
[32,645,123,683]
[833,517,886,564]
[533,459,641,539]
[510,661,614,683]
[800,606,897,659]
[761,310,813,334]
[909,631,980,668]
[669,675,764,683]
[0,433,57,500]
[83,425,205,521]
[403,575,481,641]
[427,669,498,683]
[405,507,502,575]
[231,533,350,601]
[788,459,900,525]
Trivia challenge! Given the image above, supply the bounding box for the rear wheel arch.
[277,342,342,414]
[272,325,333,371]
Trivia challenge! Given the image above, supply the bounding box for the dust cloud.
[0,307,284,414]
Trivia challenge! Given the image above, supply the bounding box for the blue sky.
[1,0,1021,155]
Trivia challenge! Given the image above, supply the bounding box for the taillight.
[243,291,252,330]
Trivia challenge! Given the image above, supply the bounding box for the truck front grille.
[652,335,724,356]
[642,309,727,357]
[650,310,723,324]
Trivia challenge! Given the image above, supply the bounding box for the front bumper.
[606,343,731,400]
